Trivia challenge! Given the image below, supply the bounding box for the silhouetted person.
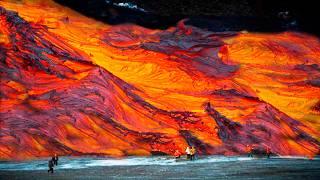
[266,147,271,158]
[185,146,191,159]
[190,146,196,160]
[246,145,253,157]
[48,160,54,173]
[52,154,59,166]
[174,150,181,159]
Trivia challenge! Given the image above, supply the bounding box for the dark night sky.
[55,0,319,36]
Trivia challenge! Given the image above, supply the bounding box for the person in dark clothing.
[48,160,54,173]
[246,145,253,157]
[174,150,181,159]
[266,146,271,158]
[52,154,59,166]
[190,146,196,160]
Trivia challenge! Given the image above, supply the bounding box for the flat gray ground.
[0,156,319,179]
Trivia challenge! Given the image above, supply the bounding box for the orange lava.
[0,0,319,160]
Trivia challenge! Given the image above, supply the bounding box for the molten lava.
[0,0,319,160]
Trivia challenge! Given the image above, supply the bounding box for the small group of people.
[246,145,272,158]
[48,154,59,173]
[174,146,197,160]
[186,146,196,160]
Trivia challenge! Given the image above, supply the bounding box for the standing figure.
[266,146,271,158]
[250,146,255,157]
[246,145,253,157]
[48,160,54,173]
[190,146,196,160]
[174,150,181,159]
[52,154,59,166]
[185,146,191,159]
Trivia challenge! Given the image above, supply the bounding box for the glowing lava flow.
[0,0,319,160]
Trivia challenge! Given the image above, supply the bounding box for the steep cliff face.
[0,1,319,160]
